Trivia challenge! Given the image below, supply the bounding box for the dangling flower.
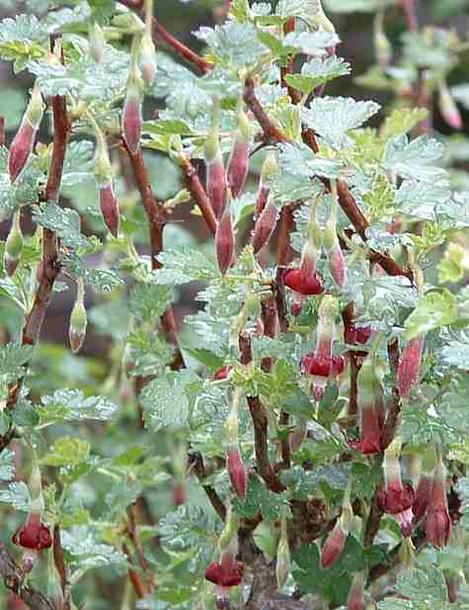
[323,184,346,287]
[68,277,87,354]
[349,356,385,454]
[398,335,424,398]
[376,439,415,536]
[413,471,433,523]
[9,83,44,182]
[3,210,23,276]
[425,454,451,549]
[320,484,352,569]
[216,207,235,275]
[204,101,227,219]
[255,151,278,217]
[251,195,279,255]
[347,572,365,610]
[301,296,344,400]
[122,39,144,155]
[226,102,251,198]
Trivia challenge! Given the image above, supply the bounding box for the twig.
[122,543,147,599]
[276,204,295,266]
[239,333,285,493]
[189,452,227,521]
[0,116,5,147]
[127,504,156,592]
[53,525,71,610]
[123,143,185,370]
[243,78,290,144]
[0,543,55,610]
[179,156,217,235]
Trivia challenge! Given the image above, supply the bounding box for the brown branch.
[53,525,71,610]
[179,156,217,235]
[342,302,362,419]
[0,543,55,610]
[239,332,285,493]
[276,204,295,266]
[382,338,401,449]
[152,19,212,74]
[123,144,185,370]
[122,543,147,599]
[243,78,290,144]
[189,452,227,521]
[0,116,5,147]
[127,504,156,593]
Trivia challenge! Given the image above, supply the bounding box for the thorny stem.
[179,155,217,235]
[189,452,227,521]
[382,338,401,448]
[127,504,156,592]
[122,543,148,598]
[53,525,71,610]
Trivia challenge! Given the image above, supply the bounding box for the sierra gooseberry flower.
[216,210,235,275]
[8,84,44,182]
[374,29,392,70]
[347,572,365,610]
[139,32,157,85]
[412,472,433,523]
[226,105,251,198]
[204,104,227,219]
[213,365,233,381]
[323,220,346,287]
[94,128,120,237]
[205,557,244,588]
[255,150,278,217]
[12,513,52,551]
[300,295,344,400]
[69,278,87,354]
[122,71,144,155]
[438,81,463,130]
[320,487,352,569]
[251,196,279,255]
[226,446,248,501]
[349,356,385,454]
[3,211,23,277]
[344,324,373,347]
[425,457,451,549]
[397,335,424,398]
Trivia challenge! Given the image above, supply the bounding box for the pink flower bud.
[9,121,36,182]
[439,83,463,130]
[69,299,87,354]
[251,198,278,254]
[213,365,233,381]
[327,242,346,287]
[347,573,365,610]
[426,460,451,549]
[350,404,383,454]
[226,446,248,501]
[398,335,424,398]
[445,573,461,604]
[412,473,432,523]
[100,181,120,237]
[394,507,414,537]
[349,359,385,454]
[216,211,235,275]
[207,154,228,219]
[227,137,249,198]
[122,96,142,155]
[320,520,348,569]
[12,513,52,551]
[284,268,323,296]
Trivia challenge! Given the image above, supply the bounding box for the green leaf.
[86,268,124,293]
[234,475,290,520]
[0,481,31,511]
[88,0,115,23]
[42,437,91,467]
[395,567,448,603]
[405,290,458,339]
[382,135,447,182]
[441,335,469,370]
[278,142,342,179]
[380,107,429,140]
[129,283,174,322]
[302,96,380,149]
[0,343,33,383]
[285,55,351,94]
[126,330,174,377]
[152,247,218,285]
[33,201,90,249]
[0,449,15,482]
[396,180,451,221]
[61,527,127,573]
[38,389,118,423]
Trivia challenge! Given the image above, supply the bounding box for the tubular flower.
[344,325,373,347]
[320,488,352,569]
[139,32,157,85]
[122,69,144,155]
[226,104,251,198]
[89,22,105,63]
[398,335,424,398]
[301,296,344,400]
[255,150,278,217]
[204,103,227,219]
[349,356,385,454]
[8,84,44,182]
[251,196,279,255]
[413,472,433,523]
[94,124,120,237]
[323,219,346,287]
[376,440,415,536]
[347,572,365,610]
[425,457,451,549]
[12,513,52,551]
[216,209,235,275]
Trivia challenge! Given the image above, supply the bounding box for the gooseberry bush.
[0,0,468,608]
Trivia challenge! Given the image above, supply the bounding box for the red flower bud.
[251,198,278,254]
[412,473,432,523]
[347,573,365,610]
[425,460,451,549]
[207,156,228,219]
[284,268,323,296]
[205,558,244,587]
[99,182,120,237]
[226,446,248,501]
[320,520,348,569]
[327,242,346,287]
[213,365,233,381]
[12,514,52,551]
[172,480,186,506]
[227,137,249,198]
[216,211,235,275]
[398,335,424,398]
[256,182,269,217]
[122,96,142,155]
[9,121,36,182]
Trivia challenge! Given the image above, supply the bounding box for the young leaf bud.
[4,211,23,276]
[9,84,44,182]
[216,209,235,275]
[398,335,424,398]
[69,278,87,354]
[89,22,106,63]
[226,105,251,198]
[251,196,278,255]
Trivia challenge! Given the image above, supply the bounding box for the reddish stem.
[179,156,217,235]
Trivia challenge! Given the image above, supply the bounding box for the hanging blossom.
[320,481,353,569]
[204,100,227,220]
[376,438,415,537]
[323,185,346,287]
[425,451,451,549]
[349,355,386,454]
[226,100,251,198]
[92,115,120,237]
[301,295,345,400]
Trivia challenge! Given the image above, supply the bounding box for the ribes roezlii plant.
[0,0,468,609]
